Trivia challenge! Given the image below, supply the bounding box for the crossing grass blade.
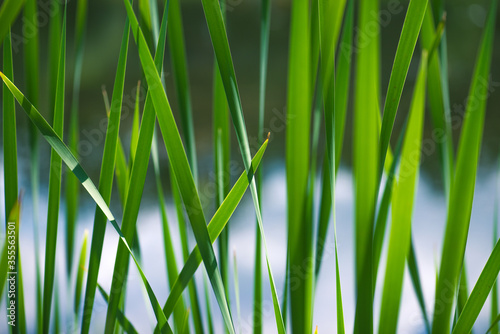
[75,230,88,316]
[203,274,215,334]
[353,0,380,331]
[378,51,427,334]
[151,130,187,332]
[104,1,172,331]
[197,0,285,330]
[97,285,139,334]
[42,7,66,332]
[452,237,500,333]
[121,1,237,332]
[168,0,198,182]
[22,1,42,330]
[432,0,498,331]
[81,9,132,333]
[0,14,173,334]
[0,0,24,45]
[378,0,428,174]
[66,0,88,276]
[158,139,268,324]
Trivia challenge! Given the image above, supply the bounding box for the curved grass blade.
[432,1,498,331]
[66,0,88,276]
[198,0,285,330]
[378,0,428,175]
[0,53,173,334]
[121,1,236,332]
[0,0,24,45]
[159,139,268,323]
[452,237,500,333]
[378,51,427,334]
[42,8,66,332]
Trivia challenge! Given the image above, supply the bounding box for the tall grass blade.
[407,241,431,332]
[203,274,215,334]
[492,175,499,334]
[233,251,241,332]
[97,285,139,334]
[159,139,268,323]
[75,230,88,316]
[432,0,498,331]
[378,51,427,334]
[353,0,380,330]
[378,0,428,173]
[66,0,88,276]
[198,0,285,330]
[42,7,66,332]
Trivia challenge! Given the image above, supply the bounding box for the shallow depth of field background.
[1,0,500,332]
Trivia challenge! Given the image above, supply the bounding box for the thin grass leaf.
[22,1,42,331]
[353,0,380,330]
[0,0,24,45]
[130,80,141,167]
[74,230,88,316]
[159,139,268,323]
[432,0,498,331]
[197,0,285,329]
[203,273,215,334]
[0,31,173,334]
[47,0,61,114]
[97,285,139,334]
[66,0,88,276]
[378,0,428,175]
[122,2,236,332]
[233,251,241,332]
[453,237,500,333]
[492,172,499,334]
[42,7,66,331]
[378,52,427,334]
[407,240,431,333]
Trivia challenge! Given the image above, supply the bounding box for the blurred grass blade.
[42,7,66,332]
[408,241,431,333]
[160,140,268,323]
[122,1,236,332]
[378,0,428,174]
[0,43,173,334]
[432,0,497,333]
[492,172,499,333]
[233,251,241,332]
[378,51,427,334]
[0,0,24,44]
[97,285,139,334]
[353,0,380,330]
[432,0,498,331]
[75,230,89,316]
[66,0,88,276]
[198,0,285,330]
[453,238,500,333]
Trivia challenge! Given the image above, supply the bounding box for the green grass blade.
[47,0,61,114]
[159,140,268,323]
[130,80,141,167]
[492,180,499,334]
[233,251,241,332]
[97,285,139,334]
[75,230,89,316]
[487,313,500,334]
[353,0,380,331]
[168,0,198,183]
[453,238,500,333]
[286,0,312,331]
[421,5,453,202]
[22,1,42,330]
[42,7,66,332]
[432,1,498,331]
[203,273,215,334]
[378,51,427,334]
[121,1,236,332]
[198,0,285,330]
[378,0,428,174]
[0,0,24,45]
[66,0,88,276]
[407,240,431,333]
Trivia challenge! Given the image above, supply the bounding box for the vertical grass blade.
[492,181,499,334]
[42,7,66,332]
[74,230,88,316]
[0,0,24,44]
[353,0,380,330]
[378,51,427,334]
[378,0,428,174]
[97,285,139,334]
[66,0,88,276]
[432,0,498,331]
[233,251,241,332]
